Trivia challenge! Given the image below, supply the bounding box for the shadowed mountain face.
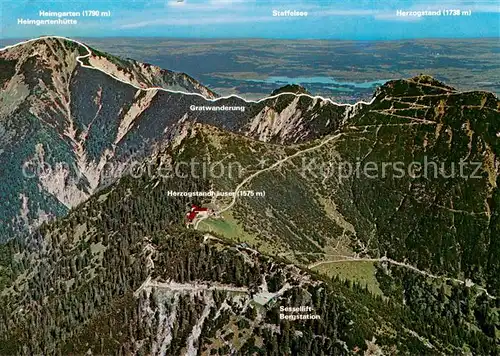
[0,37,499,354]
[0,38,354,241]
[0,171,444,355]
[0,79,498,354]
[180,84,500,291]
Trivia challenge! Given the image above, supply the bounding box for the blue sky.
[1,0,499,39]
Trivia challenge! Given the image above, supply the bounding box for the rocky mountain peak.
[271,84,310,96]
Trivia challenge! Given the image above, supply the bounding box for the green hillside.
[0,36,499,354]
[1,75,498,354]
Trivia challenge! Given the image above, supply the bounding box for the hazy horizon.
[2,0,499,40]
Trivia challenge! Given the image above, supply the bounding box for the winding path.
[309,255,496,300]
[4,35,496,301]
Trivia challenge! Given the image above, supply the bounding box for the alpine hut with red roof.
[186,204,211,224]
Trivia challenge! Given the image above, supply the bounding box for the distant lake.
[244,76,390,89]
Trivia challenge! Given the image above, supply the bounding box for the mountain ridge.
[1,35,375,105]
[0,36,370,240]
[0,36,499,355]
[1,36,497,242]
[0,90,498,353]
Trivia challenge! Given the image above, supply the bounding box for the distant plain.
[83,38,500,102]
[1,37,499,102]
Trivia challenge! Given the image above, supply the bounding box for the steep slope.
[1,37,498,354]
[0,144,483,355]
[0,37,356,241]
[0,75,498,354]
[158,78,499,352]
[174,76,500,297]
[0,37,218,98]
[81,44,218,98]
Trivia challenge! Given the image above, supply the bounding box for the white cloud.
[120,0,499,29]
[468,4,500,13]
[210,0,249,4]
[374,12,422,22]
[120,14,276,29]
[372,1,499,22]
[167,0,251,10]
[311,9,379,16]
[167,0,187,6]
